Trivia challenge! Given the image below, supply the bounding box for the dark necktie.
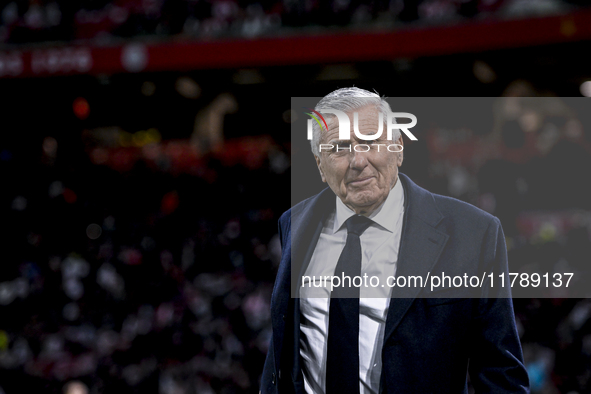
[326,214,373,394]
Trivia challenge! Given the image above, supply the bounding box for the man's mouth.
[347,176,373,186]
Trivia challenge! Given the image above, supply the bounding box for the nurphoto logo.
[304,108,418,154]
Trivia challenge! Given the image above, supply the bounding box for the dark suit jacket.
[261,173,529,394]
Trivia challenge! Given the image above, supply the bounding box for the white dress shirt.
[299,179,405,394]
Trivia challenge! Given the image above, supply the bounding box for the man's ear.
[315,155,327,183]
[396,136,404,167]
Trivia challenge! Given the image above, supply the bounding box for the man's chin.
[345,194,382,212]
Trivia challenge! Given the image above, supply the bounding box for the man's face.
[315,105,404,215]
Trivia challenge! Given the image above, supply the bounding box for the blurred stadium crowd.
[0,0,590,44]
[0,118,290,393]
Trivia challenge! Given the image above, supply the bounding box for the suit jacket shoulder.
[432,192,497,227]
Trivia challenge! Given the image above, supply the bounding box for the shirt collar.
[333,177,405,234]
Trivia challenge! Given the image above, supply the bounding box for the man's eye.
[336,142,350,149]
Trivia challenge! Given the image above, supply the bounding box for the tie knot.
[345,215,373,236]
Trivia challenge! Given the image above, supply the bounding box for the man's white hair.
[310,87,398,157]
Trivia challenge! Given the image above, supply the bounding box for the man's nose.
[349,147,369,170]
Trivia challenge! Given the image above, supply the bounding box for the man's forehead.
[322,106,381,138]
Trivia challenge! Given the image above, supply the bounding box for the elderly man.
[261,88,529,394]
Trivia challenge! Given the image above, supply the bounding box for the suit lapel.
[383,174,449,343]
[272,187,333,319]
[289,187,335,296]
[271,187,334,387]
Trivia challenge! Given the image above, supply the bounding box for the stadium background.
[2,0,591,393]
